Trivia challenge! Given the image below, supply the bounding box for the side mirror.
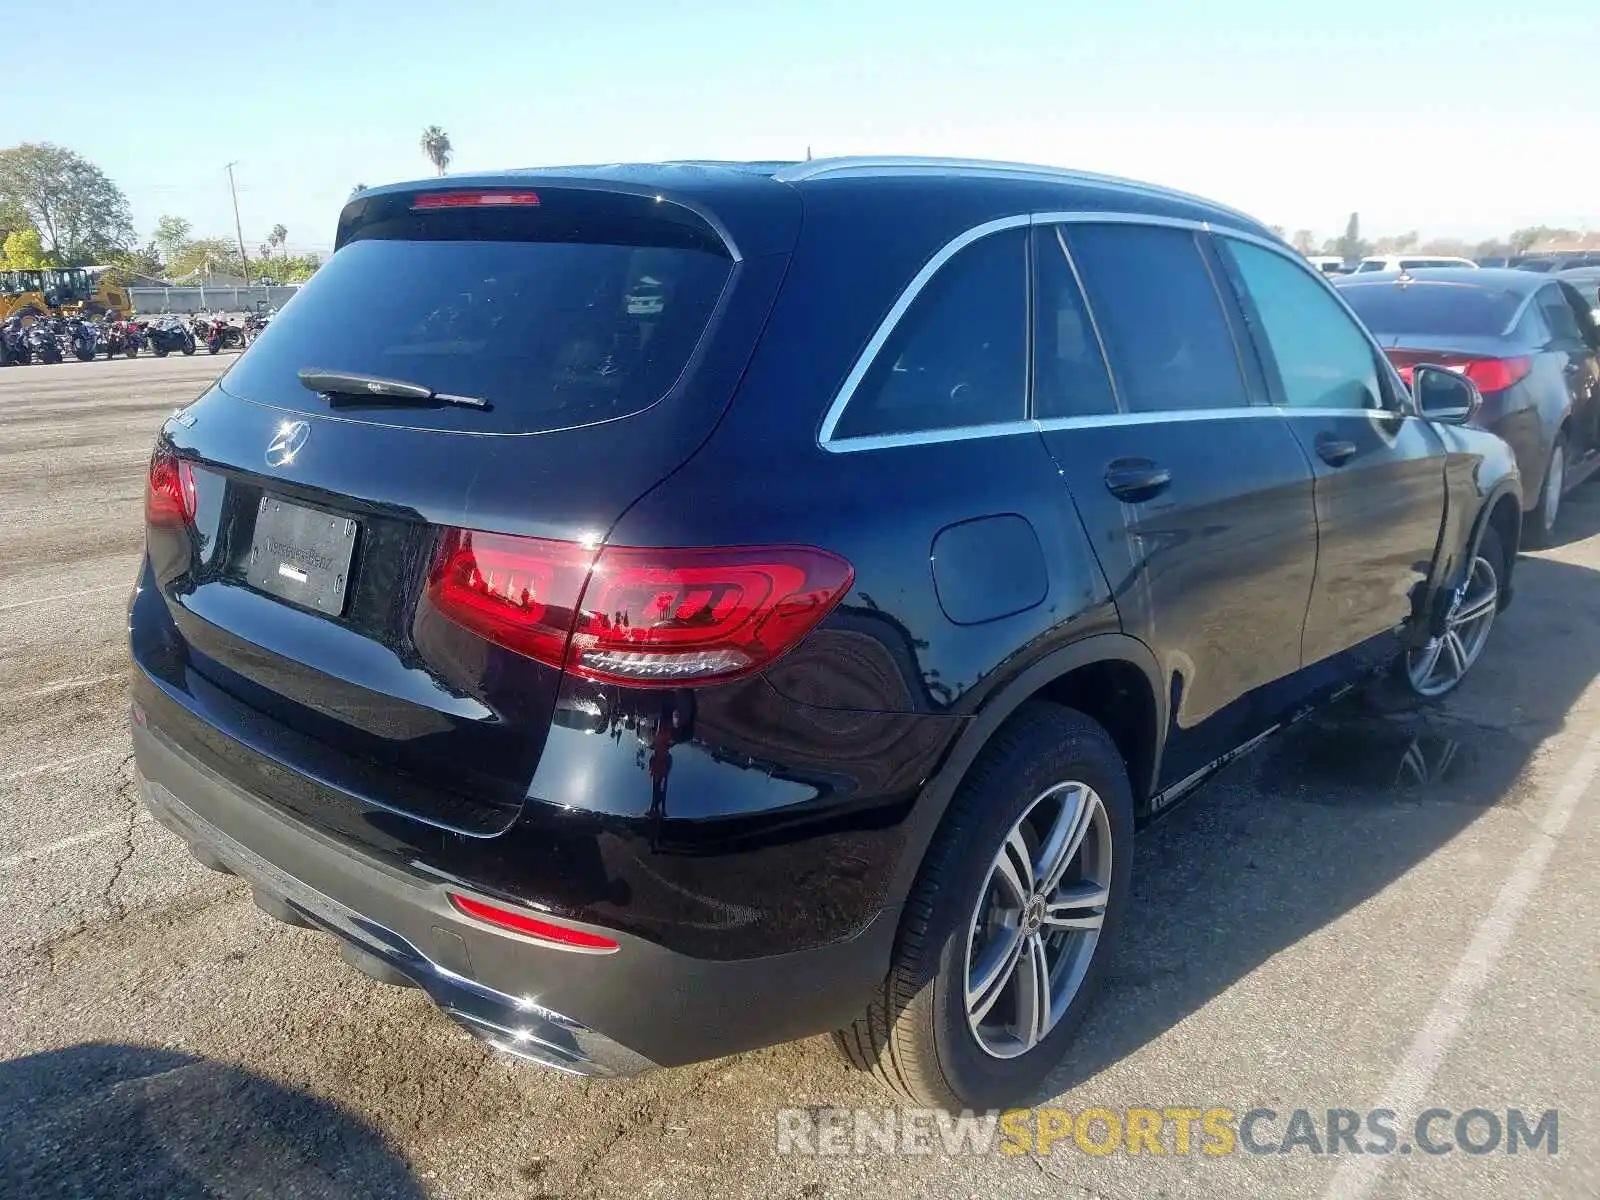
[1412,364,1482,425]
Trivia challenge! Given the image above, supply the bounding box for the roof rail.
[771,156,1265,230]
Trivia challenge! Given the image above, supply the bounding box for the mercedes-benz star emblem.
[265,420,310,467]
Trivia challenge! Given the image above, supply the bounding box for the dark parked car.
[130,158,1521,1109]
[1336,268,1600,545]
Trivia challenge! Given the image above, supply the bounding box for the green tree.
[152,214,192,265]
[102,244,165,283]
[1509,226,1577,254]
[0,143,134,262]
[1417,237,1474,257]
[1291,229,1317,254]
[350,183,368,198]
[0,227,48,269]
[1371,231,1420,254]
[1335,212,1368,263]
[419,126,452,176]
[165,237,245,281]
[268,223,288,255]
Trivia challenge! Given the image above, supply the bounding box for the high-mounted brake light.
[425,530,853,687]
[146,448,196,526]
[449,893,619,952]
[410,190,541,210]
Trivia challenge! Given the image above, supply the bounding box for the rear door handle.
[1104,458,1172,502]
[1315,435,1358,467]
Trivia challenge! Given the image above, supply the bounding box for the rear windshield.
[220,204,733,433]
[1337,281,1524,337]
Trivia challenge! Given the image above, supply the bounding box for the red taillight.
[449,893,619,952]
[1462,356,1532,393]
[146,449,196,526]
[1383,350,1532,394]
[410,190,540,210]
[425,531,853,686]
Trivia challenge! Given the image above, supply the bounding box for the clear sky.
[3,0,1594,256]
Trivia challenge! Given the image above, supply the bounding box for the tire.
[182,342,195,356]
[125,346,138,358]
[1388,524,1505,703]
[207,343,219,355]
[1524,433,1566,549]
[836,702,1134,1109]
[155,345,169,357]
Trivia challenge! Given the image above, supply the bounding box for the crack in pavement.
[100,753,140,920]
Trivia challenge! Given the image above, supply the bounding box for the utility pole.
[225,161,250,285]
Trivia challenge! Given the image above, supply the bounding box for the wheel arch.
[1472,481,1523,601]
[885,634,1166,909]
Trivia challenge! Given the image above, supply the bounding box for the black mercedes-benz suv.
[130,157,1522,1109]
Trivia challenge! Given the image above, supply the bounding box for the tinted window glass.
[1356,260,1386,272]
[1033,228,1116,419]
[222,207,732,434]
[1336,281,1524,337]
[833,229,1025,439]
[1226,240,1382,410]
[1537,286,1583,342]
[1065,223,1246,412]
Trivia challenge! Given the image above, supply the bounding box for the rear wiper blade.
[297,368,491,410]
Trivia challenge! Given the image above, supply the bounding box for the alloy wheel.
[963,781,1112,1059]
[1406,552,1499,697]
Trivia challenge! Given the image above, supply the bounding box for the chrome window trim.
[822,420,1040,455]
[817,214,1031,449]
[819,209,1420,454]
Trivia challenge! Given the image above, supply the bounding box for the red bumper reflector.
[449,893,619,952]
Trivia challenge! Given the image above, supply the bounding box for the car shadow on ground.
[1054,481,1600,1089]
[0,1042,424,1199]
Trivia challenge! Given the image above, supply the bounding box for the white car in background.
[1305,255,1348,275]
[1354,254,1479,273]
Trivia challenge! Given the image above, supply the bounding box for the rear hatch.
[135,175,798,840]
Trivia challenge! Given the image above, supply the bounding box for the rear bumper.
[132,715,898,1072]
[140,764,651,1078]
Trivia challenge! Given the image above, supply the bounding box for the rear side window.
[1336,281,1524,337]
[1065,223,1247,413]
[831,228,1026,440]
[221,199,733,434]
[1223,239,1383,410]
[1537,286,1584,343]
[1032,227,1116,420]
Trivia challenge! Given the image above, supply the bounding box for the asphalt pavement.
[0,354,1595,1199]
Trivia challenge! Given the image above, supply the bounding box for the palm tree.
[349,183,367,199]
[419,126,453,176]
[269,224,288,256]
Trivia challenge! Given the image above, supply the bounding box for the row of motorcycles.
[0,310,272,366]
